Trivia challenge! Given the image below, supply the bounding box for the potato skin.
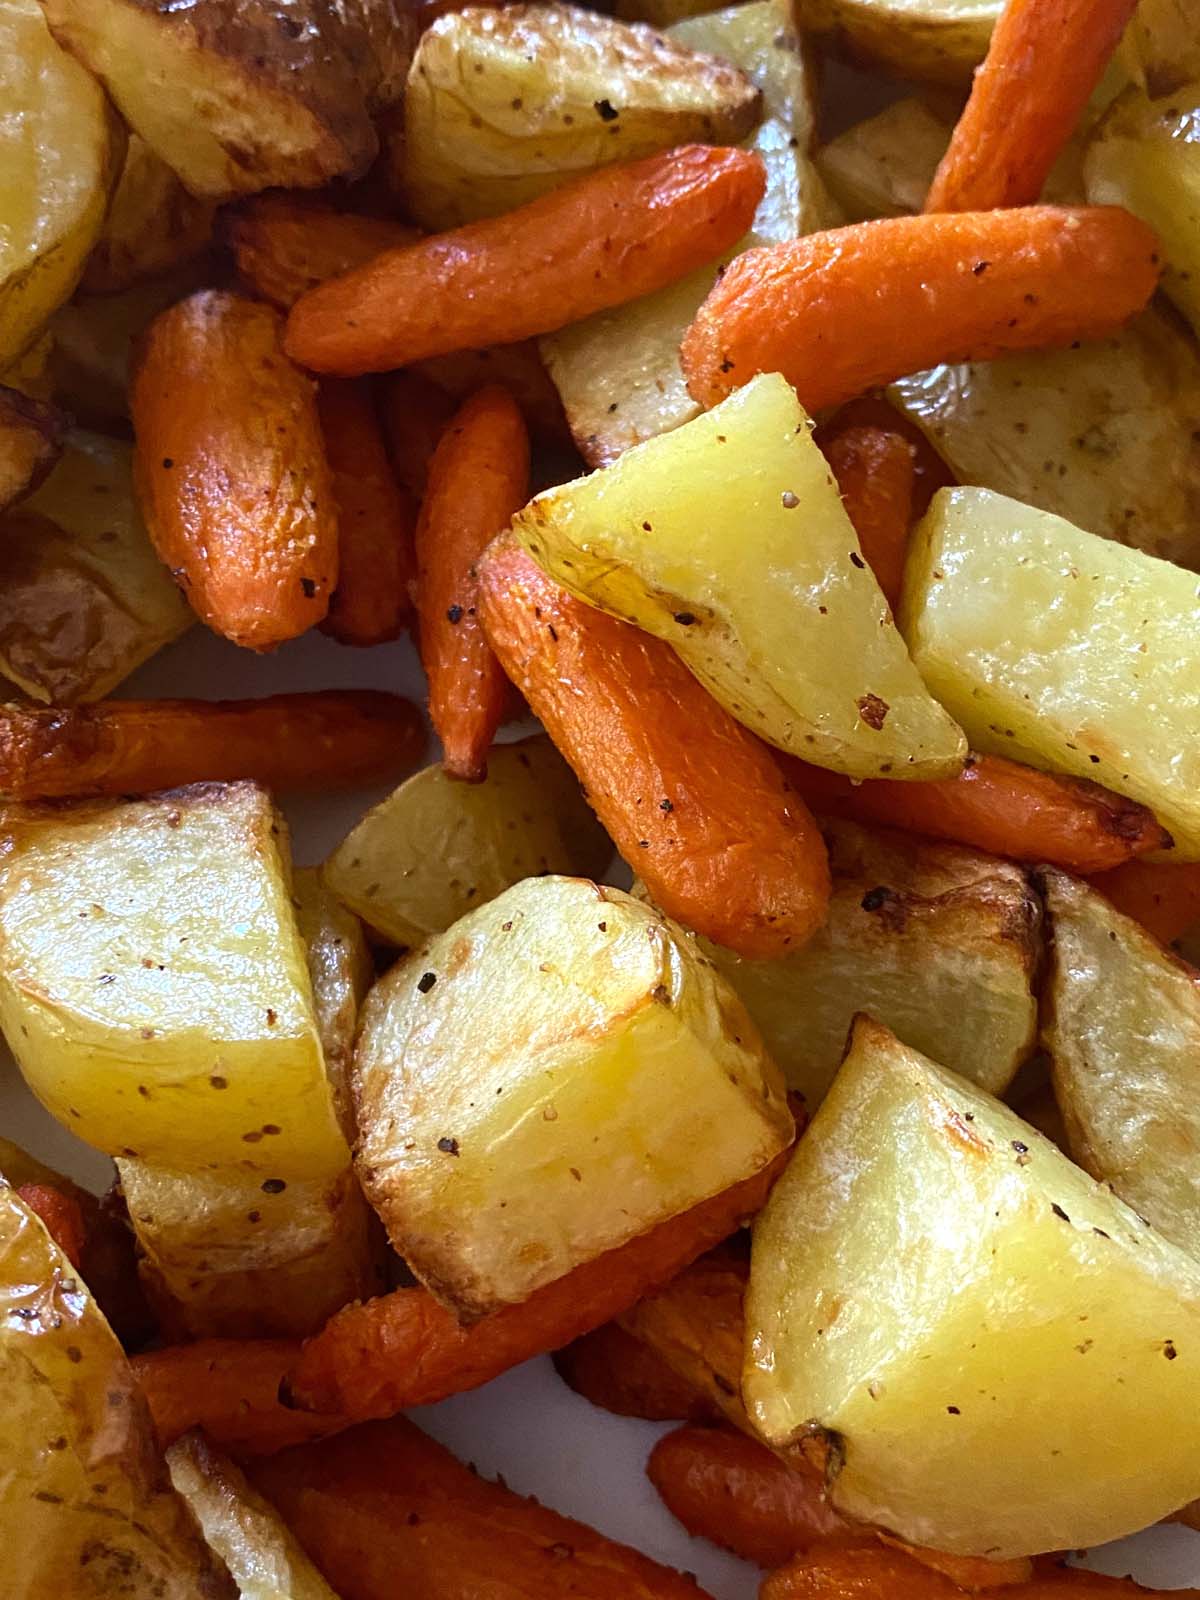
[0,384,65,512]
[132,290,338,650]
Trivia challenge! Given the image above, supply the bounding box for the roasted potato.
[0,1180,234,1597]
[1042,869,1200,1257]
[0,783,349,1183]
[542,0,837,467]
[0,429,192,703]
[815,97,952,219]
[353,875,792,1318]
[515,371,966,777]
[797,0,998,82]
[1085,82,1200,341]
[323,735,611,949]
[293,866,373,1140]
[673,818,1040,1107]
[0,383,65,513]
[0,0,122,369]
[402,2,762,229]
[614,0,726,22]
[81,135,216,295]
[901,486,1200,857]
[1117,0,1200,96]
[744,1016,1200,1557]
[168,1433,339,1600]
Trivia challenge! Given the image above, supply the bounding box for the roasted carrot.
[0,693,425,801]
[925,0,1139,214]
[479,535,829,959]
[249,1416,713,1600]
[681,207,1160,413]
[285,1152,788,1422]
[226,194,421,311]
[379,370,458,502]
[1086,860,1200,946]
[781,754,1170,875]
[317,380,416,647]
[0,383,65,513]
[819,419,917,613]
[417,387,529,781]
[132,290,338,651]
[817,397,955,520]
[285,145,766,376]
[554,1323,720,1424]
[16,1182,86,1270]
[417,342,570,445]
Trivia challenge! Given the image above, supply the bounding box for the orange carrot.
[132,290,338,650]
[226,194,421,310]
[819,397,955,520]
[925,0,1140,214]
[249,1416,714,1600]
[286,145,766,375]
[819,419,917,612]
[379,370,458,502]
[479,535,830,959]
[318,379,416,647]
[1086,860,1200,946]
[781,754,1170,875]
[553,1323,720,1424]
[284,1152,789,1423]
[16,1182,86,1269]
[417,387,530,781]
[0,692,425,800]
[682,207,1160,413]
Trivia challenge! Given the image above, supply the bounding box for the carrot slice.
[285,1152,788,1422]
[781,754,1170,875]
[318,379,416,647]
[227,194,420,310]
[132,290,338,651]
[0,692,425,800]
[1085,860,1200,946]
[925,0,1140,213]
[16,1182,86,1269]
[681,207,1160,413]
[417,387,530,781]
[819,418,917,612]
[478,535,829,959]
[249,1415,714,1599]
[553,1323,720,1424]
[285,145,766,376]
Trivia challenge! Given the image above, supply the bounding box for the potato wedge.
[81,135,216,295]
[39,0,381,200]
[168,1434,339,1600]
[744,1016,1200,1557]
[353,875,792,1318]
[0,383,65,513]
[0,783,349,1183]
[815,97,952,220]
[666,817,1039,1108]
[0,0,121,368]
[799,0,998,83]
[293,866,372,1140]
[0,1180,235,1597]
[1085,82,1200,341]
[402,2,762,229]
[1117,0,1200,97]
[0,430,192,703]
[542,0,837,467]
[901,487,1200,857]
[323,735,611,949]
[1043,868,1200,1256]
[516,371,967,777]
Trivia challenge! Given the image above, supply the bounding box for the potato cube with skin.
[745,1016,1200,1557]
[354,875,792,1319]
[323,735,612,949]
[901,486,1200,857]
[0,783,349,1183]
[515,371,966,778]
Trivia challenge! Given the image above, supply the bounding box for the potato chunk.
[516,371,966,777]
[815,98,951,219]
[1043,868,1200,1257]
[745,1016,1200,1556]
[0,1181,234,1597]
[0,383,64,513]
[293,866,373,1140]
[354,875,792,1318]
[323,735,611,949]
[402,2,762,228]
[81,135,216,294]
[1117,0,1200,97]
[677,818,1039,1107]
[798,0,998,83]
[0,783,348,1182]
[901,487,1200,856]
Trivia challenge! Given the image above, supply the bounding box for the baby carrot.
[1086,860,1200,946]
[15,1183,86,1269]
[554,1323,720,1424]
[227,194,420,310]
[819,418,917,612]
[417,387,530,781]
[379,370,457,501]
[286,145,766,375]
[682,207,1160,413]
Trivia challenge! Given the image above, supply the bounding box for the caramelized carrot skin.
[249,1416,714,1600]
[554,1323,720,1424]
[285,145,766,375]
[782,754,1170,875]
[820,421,917,612]
[925,0,1140,213]
[682,208,1160,413]
[16,1182,86,1269]
[1086,860,1200,946]
[227,195,421,310]
[479,536,830,959]
[417,387,529,781]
